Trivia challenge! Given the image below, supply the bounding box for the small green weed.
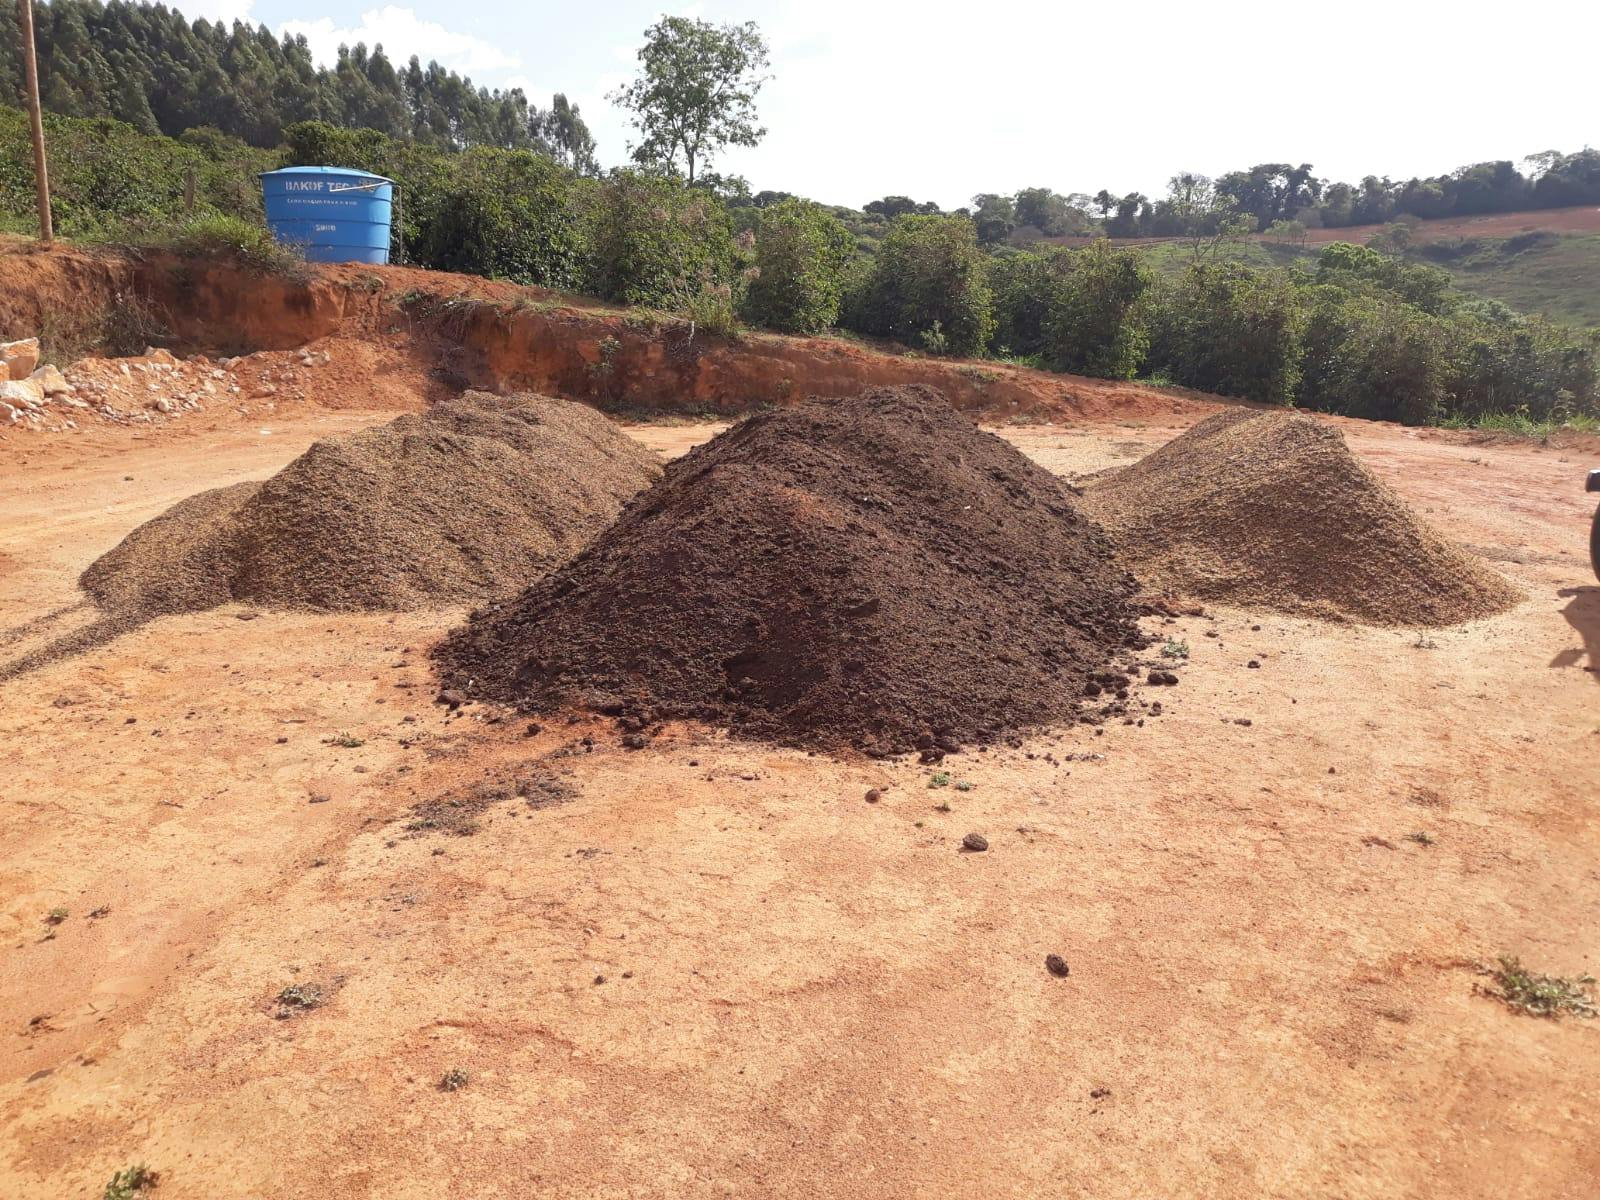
[103,1164,158,1199]
[324,732,364,749]
[275,982,325,1016]
[688,290,741,341]
[588,335,622,379]
[622,308,668,334]
[954,781,975,792]
[45,907,68,926]
[928,772,951,789]
[1161,638,1190,660]
[956,364,1002,385]
[439,1067,471,1091]
[1478,956,1597,1019]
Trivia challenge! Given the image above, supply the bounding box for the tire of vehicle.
[1592,503,1600,582]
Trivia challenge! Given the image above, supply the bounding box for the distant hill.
[1063,208,1600,328]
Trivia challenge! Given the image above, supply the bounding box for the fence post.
[16,0,53,245]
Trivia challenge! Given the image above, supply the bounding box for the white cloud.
[281,6,519,76]
[180,0,256,24]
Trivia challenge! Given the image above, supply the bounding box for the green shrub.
[1149,262,1305,403]
[842,214,994,356]
[1299,288,1446,424]
[682,281,740,340]
[586,170,736,307]
[1442,312,1599,422]
[1039,240,1152,378]
[1315,241,1452,314]
[989,249,1061,358]
[407,149,587,288]
[0,108,274,238]
[743,199,854,334]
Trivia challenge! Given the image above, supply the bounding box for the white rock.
[0,337,40,379]
[29,364,71,395]
[0,378,44,409]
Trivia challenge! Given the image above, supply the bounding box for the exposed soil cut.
[1084,409,1521,626]
[436,385,1144,756]
[82,391,659,618]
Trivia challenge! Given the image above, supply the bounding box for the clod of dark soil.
[82,391,660,618]
[1045,954,1070,977]
[435,386,1143,756]
[1083,410,1520,626]
[406,764,577,837]
[961,832,990,853]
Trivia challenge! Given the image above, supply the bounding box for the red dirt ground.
[0,247,1596,1199]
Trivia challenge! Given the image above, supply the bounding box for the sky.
[182,0,1597,210]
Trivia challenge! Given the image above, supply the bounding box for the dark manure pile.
[435,385,1144,756]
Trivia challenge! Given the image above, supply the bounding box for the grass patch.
[1437,410,1600,439]
[323,731,365,749]
[1478,955,1597,1019]
[1160,638,1190,660]
[1426,232,1600,327]
[928,771,951,789]
[134,213,309,279]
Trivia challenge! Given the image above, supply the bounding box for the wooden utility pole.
[16,0,53,245]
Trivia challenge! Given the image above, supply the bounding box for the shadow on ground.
[1553,586,1600,681]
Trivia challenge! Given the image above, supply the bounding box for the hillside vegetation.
[0,104,1595,435]
[1417,233,1600,328]
[1131,231,1600,331]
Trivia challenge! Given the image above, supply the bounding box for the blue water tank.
[260,166,395,264]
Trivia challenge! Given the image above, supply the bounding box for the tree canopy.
[0,0,594,158]
[610,16,770,185]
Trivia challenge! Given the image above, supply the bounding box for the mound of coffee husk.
[82,392,660,617]
[1083,409,1520,626]
[435,385,1144,756]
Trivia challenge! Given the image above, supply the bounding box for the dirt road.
[1,409,1596,1199]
